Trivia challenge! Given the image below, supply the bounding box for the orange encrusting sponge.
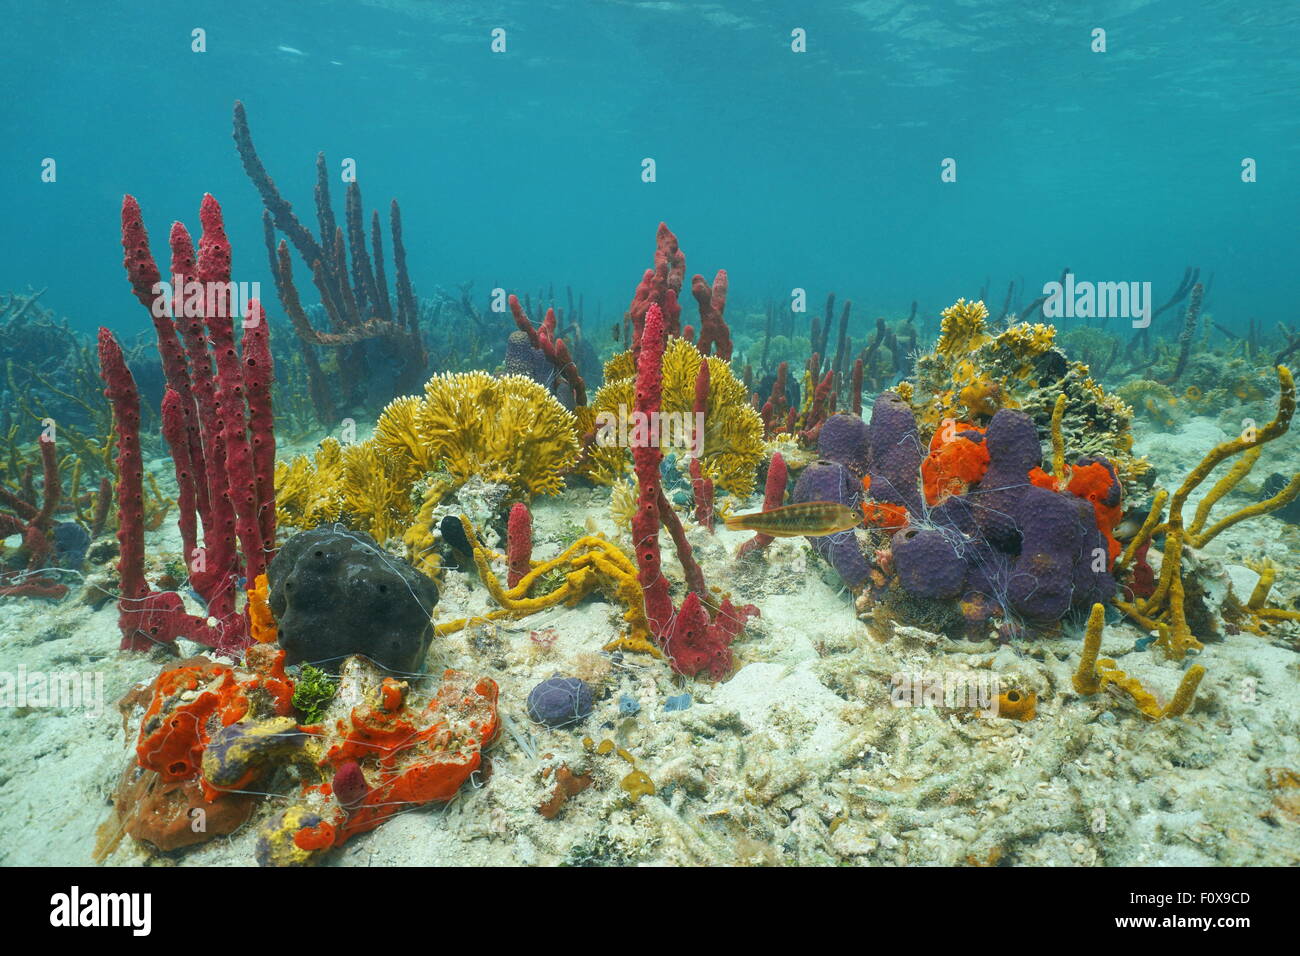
[859,474,910,531]
[920,422,989,506]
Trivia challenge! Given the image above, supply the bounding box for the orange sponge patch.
[1065,462,1123,565]
[921,422,989,505]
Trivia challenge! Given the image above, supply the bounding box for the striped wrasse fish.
[723,501,861,537]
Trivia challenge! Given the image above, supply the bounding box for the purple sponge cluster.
[791,392,1117,627]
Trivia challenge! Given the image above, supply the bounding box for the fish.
[276,45,306,56]
[724,501,861,537]
[1113,508,1150,542]
[612,323,621,341]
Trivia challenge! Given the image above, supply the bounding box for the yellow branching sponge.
[1117,366,1300,652]
[1074,603,1206,720]
[584,337,764,496]
[435,516,661,659]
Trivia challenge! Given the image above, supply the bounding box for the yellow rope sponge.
[1051,393,1067,479]
[1114,489,1167,573]
[434,516,660,658]
[1074,605,1206,719]
[1072,603,1106,695]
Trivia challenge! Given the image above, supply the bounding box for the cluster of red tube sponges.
[0,436,66,599]
[632,303,756,679]
[508,294,587,405]
[105,193,277,653]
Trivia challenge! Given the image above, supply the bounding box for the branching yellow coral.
[276,372,580,540]
[274,438,345,529]
[338,440,416,543]
[414,371,579,497]
[372,395,437,472]
[584,338,765,496]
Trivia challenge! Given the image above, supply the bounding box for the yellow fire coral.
[390,371,580,498]
[274,438,345,529]
[274,436,416,542]
[583,338,765,496]
[275,372,581,543]
[337,440,417,544]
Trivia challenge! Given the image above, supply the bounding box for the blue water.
[3,0,1297,334]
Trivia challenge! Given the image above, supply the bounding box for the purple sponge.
[891,527,967,600]
[972,409,1041,552]
[792,459,872,589]
[817,413,870,477]
[865,392,923,515]
[1004,486,1083,622]
[527,676,593,728]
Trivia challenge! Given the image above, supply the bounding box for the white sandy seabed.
[0,415,1298,867]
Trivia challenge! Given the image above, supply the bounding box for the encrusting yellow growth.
[583,337,764,496]
[936,298,991,356]
[1074,604,1206,719]
[434,516,661,659]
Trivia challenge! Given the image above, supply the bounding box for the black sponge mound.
[267,525,438,674]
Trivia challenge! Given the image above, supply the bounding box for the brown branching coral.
[234,100,426,418]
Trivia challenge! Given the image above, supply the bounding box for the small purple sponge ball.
[527,675,593,728]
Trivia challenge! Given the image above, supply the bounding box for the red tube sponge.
[737,452,787,558]
[506,502,533,589]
